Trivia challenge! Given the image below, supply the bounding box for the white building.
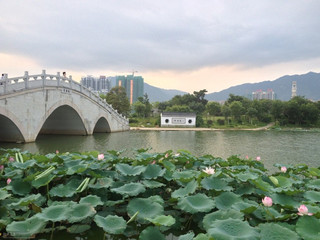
[161,112,196,127]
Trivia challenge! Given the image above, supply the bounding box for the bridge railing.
[0,70,129,125]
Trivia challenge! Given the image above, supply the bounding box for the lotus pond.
[0,148,320,240]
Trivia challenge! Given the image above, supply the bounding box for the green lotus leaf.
[148,195,164,205]
[89,177,114,189]
[232,200,258,214]
[203,209,244,231]
[32,174,55,188]
[162,160,176,172]
[270,193,300,208]
[235,171,259,182]
[272,176,293,188]
[296,216,320,240]
[306,179,320,190]
[171,180,198,199]
[79,195,103,207]
[139,226,166,240]
[68,203,96,223]
[0,189,11,200]
[208,219,259,240]
[105,199,124,207]
[142,164,166,179]
[111,182,146,196]
[147,215,175,227]
[116,163,146,176]
[8,194,43,208]
[67,224,91,234]
[141,180,165,188]
[177,193,215,214]
[201,176,233,191]
[6,216,46,238]
[259,223,299,240]
[49,178,81,197]
[172,170,198,182]
[215,192,242,210]
[252,177,273,192]
[127,198,164,221]
[11,179,32,196]
[193,233,211,240]
[66,163,88,175]
[39,205,70,222]
[304,190,320,202]
[11,160,36,169]
[94,215,126,234]
[178,232,194,240]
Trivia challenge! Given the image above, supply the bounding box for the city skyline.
[1,1,320,93]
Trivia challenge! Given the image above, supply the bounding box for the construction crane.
[131,70,138,76]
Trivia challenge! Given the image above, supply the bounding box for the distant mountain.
[144,82,187,102]
[206,72,320,101]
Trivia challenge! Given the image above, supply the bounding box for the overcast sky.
[1,1,320,93]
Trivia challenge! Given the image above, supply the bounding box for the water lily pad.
[116,163,146,176]
[171,180,198,199]
[203,209,244,231]
[304,190,320,202]
[39,205,70,222]
[141,180,165,188]
[79,195,103,207]
[143,164,166,179]
[177,193,215,214]
[207,219,259,240]
[127,197,164,221]
[178,232,194,240]
[296,216,320,240]
[94,215,126,234]
[68,203,96,223]
[147,215,175,226]
[215,192,242,210]
[201,176,233,191]
[111,182,146,196]
[6,216,46,238]
[259,223,299,240]
[139,226,166,240]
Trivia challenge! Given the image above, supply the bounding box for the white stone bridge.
[0,70,129,143]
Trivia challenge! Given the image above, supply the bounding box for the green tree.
[229,101,244,121]
[206,101,221,116]
[133,101,146,117]
[221,105,231,123]
[104,86,130,117]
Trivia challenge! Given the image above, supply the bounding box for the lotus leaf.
[296,216,320,240]
[306,179,320,190]
[0,189,11,200]
[215,192,242,210]
[38,205,70,222]
[68,203,96,223]
[252,177,273,192]
[235,171,259,182]
[232,200,258,214]
[147,215,176,226]
[31,174,55,188]
[127,198,164,221]
[201,176,233,191]
[172,170,198,182]
[270,193,300,208]
[203,209,244,230]
[208,219,259,240]
[66,163,88,175]
[259,223,299,240]
[177,193,215,214]
[193,233,211,240]
[178,232,195,240]
[11,160,36,169]
[79,195,103,207]
[143,164,166,179]
[272,176,293,188]
[6,216,46,238]
[94,215,126,234]
[49,178,81,197]
[67,224,91,234]
[11,179,32,196]
[304,190,320,202]
[141,180,165,188]
[116,163,146,176]
[111,182,146,196]
[89,177,114,189]
[162,160,176,172]
[8,194,43,208]
[148,195,165,205]
[139,226,166,240]
[171,180,198,199]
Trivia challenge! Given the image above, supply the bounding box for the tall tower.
[291,81,297,98]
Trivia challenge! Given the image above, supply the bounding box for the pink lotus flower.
[203,167,215,175]
[165,153,169,158]
[97,154,104,160]
[297,205,313,216]
[245,155,249,159]
[9,157,14,162]
[256,156,261,161]
[281,166,287,173]
[7,178,11,185]
[56,150,59,154]
[151,160,156,164]
[0,165,4,170]
[262,196,273,207]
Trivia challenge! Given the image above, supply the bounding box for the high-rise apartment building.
[291,81,297,98]
[252,89,276,100]
[116,75,144,104]
[81,75,111,93]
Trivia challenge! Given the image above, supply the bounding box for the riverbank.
[130,122,275,131]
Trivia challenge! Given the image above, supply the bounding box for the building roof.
[161,112,196,117]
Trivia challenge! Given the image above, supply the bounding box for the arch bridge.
[0,70,129,143]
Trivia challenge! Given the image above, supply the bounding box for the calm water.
[1,130,320,171]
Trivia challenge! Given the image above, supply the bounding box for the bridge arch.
[0,107,26,143]
[93,116,111,133]
[36,101,88,138]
